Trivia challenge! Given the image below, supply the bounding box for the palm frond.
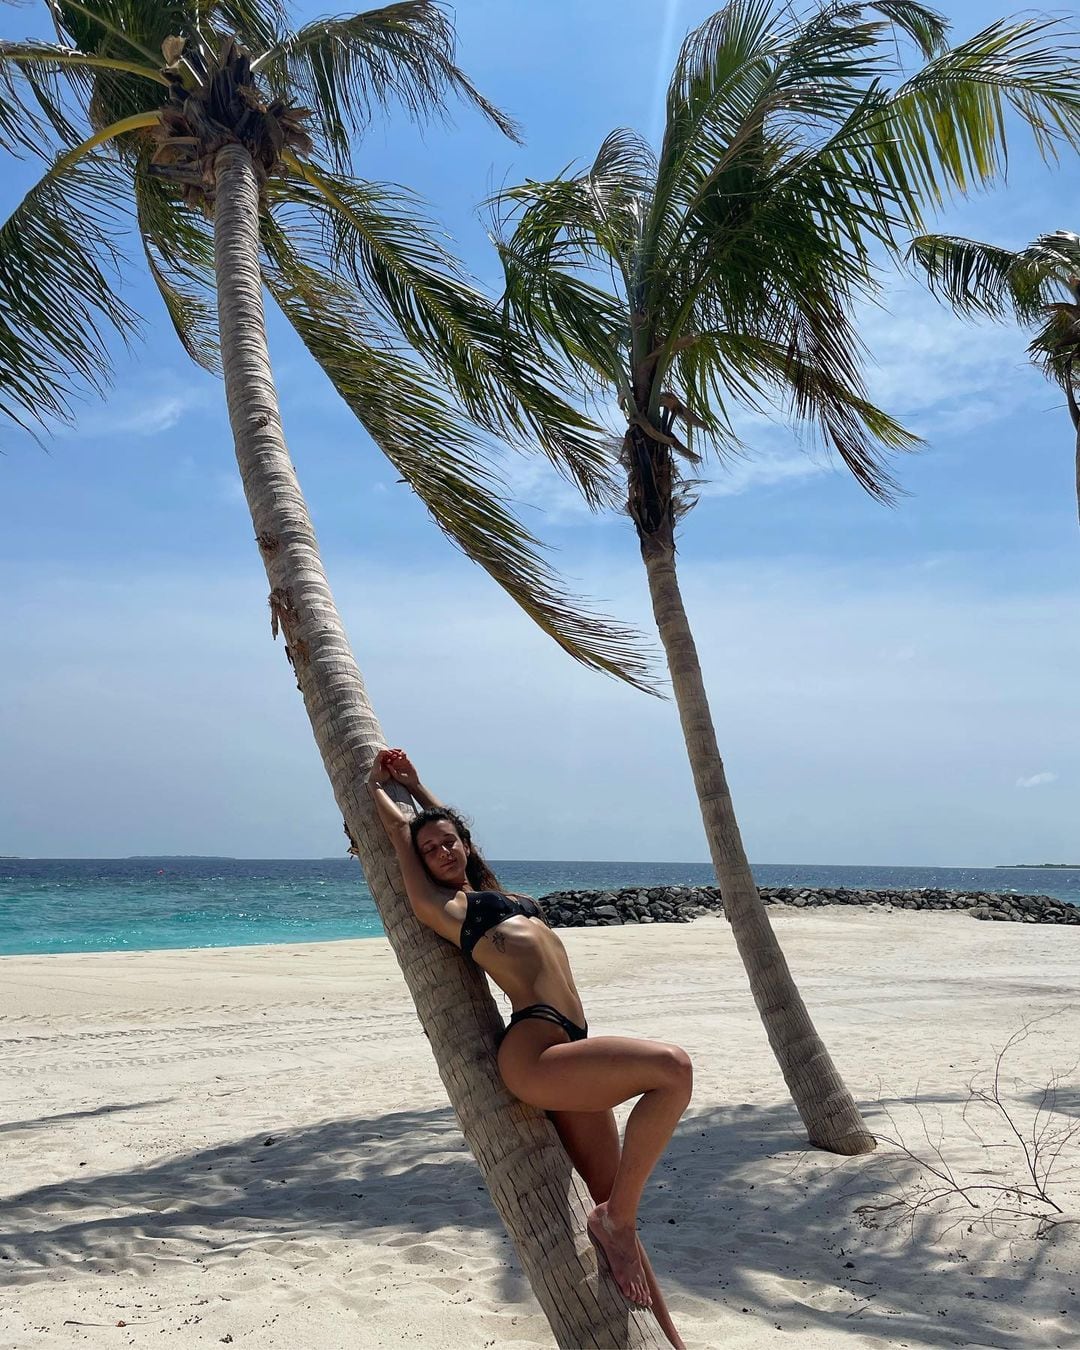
[645,2,897,327]
[865,16,1080,213]
[0,148,139,438]
[585,127,655,279]
[195,1,289,51]
[0,35,171,162]
[255,2,519,170]
[272,156,620,507]
[47,1,162,66]
[649,1,951,309]
[0,39,166,87]
[492,160,647,403]
[777,316,916,500]
[911,228,1080,398]
[861,1,948,59]
[649,0,777,278]
[907,233,1050,323]
[0,40,92,151]
[260,220,658,693]
[692,325,919,497]
[0,60,70,157]
[1028,229,1080,275]
[492,225,631,405]
[1028,322,1080,394]
[134,156,220,372]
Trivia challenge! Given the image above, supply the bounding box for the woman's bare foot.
[587,1201,651,1307]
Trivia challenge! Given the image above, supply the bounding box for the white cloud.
[698,447,831,498]
[1016,772,1058,789]
[58,386,209,439]
[858,277,1045,438]
[500,402,835,523]
[500,450,618,526]
[113,395,190,434]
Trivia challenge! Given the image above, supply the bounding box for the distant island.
[997,863,1080,869]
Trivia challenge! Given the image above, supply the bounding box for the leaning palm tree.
[909,228,1080,523]
[493,0,1080,1155]
[0,3,667,1344]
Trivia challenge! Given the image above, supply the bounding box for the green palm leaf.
[908,234,1047,321]
[260,220,657,691]
[272,156,620,507]
[193,1,289,50]
[497,0,1080,521]
[0,148,139,436]
[910,228,1080,421]
[255,2,519,170]
[134,156,220,371]
[835,17,1080,221]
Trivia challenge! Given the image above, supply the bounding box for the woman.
[369,747,691,1349]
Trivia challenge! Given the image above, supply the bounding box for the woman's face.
[415,819,470,887]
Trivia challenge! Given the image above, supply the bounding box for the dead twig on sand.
[856,1012,1080,1242]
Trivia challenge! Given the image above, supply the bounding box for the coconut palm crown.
[0,0,652,689]
[494,0,1080,532]
[909,228,1080,521]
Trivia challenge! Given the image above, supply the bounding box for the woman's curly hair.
[409,807,503,892]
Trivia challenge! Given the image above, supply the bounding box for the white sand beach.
[1,908,1077,1349]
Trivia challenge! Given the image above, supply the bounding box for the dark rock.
[536,882,1077,931]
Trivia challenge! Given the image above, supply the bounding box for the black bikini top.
[459,890,544,960]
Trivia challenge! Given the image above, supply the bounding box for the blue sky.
[2,0,1078,863]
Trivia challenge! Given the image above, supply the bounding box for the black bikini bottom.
[500,1002,588,1045]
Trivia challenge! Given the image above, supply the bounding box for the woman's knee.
[659,1044,693,1097]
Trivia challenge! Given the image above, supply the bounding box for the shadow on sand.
[0,1100,171,1135]
[0,1096,1074,1346]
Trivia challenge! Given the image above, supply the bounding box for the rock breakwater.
[537,885,1080,927]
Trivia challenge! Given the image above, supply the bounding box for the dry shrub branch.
[857,1012,1080,1242]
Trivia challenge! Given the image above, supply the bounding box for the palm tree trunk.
[639,530,875,1156]
[1075,428,1079,527]
[1074,420,1079,528]
[211,142,666,1348]
[1067,371,1080,527]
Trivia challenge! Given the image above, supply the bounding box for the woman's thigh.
[548,1107,621,1203]
[498,1030,690,1114]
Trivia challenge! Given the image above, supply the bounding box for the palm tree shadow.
[1020,1085,1080,1119]
[0,1097,1071,1348]
[639,1095,1072,1350]
[0,1100,173,1135]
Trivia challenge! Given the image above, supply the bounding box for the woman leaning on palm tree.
[369,746,692,1349]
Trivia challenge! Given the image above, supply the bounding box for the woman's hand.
[383,748,420,791]
[368,750,392,786]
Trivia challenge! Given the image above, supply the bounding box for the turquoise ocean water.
[2,858,1078,957]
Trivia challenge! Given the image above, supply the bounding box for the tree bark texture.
[1067,365,1080,528]
[211,143,667,1346]
[1073,416,1079,528]
[640,532,875,1156]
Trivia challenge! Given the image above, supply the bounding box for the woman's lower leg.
[606,1076,692,1228]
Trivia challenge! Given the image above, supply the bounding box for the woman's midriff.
[473,918,586,1023]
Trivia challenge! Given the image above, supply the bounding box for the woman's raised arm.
[367,753,413,840]
[367,752,459,940]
